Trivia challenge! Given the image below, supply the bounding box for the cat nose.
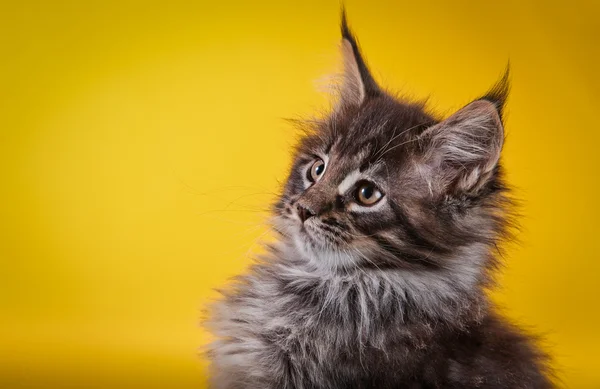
[296,204,315,223]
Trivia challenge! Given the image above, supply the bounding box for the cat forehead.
[330,139,374,162]
[298,129,408,171]
[328,104,435,150]
[298,99,437,165]
[325,124,415,164]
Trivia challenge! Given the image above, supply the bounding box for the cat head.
[274,12,511,273]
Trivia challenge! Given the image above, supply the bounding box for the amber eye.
[356,182,383,206]
[308,159,326,182]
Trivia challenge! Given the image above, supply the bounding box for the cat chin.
[272,213,364,272]
[292,232,359,272]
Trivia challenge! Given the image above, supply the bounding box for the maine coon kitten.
[205,12,553,389]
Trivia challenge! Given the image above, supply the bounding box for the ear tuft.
[479,64,510,120]
[337,9,381,107]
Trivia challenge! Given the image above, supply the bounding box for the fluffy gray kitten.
[205,12,553,389]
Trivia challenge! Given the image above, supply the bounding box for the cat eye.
[356,182,383,206]
[308,159,326,182]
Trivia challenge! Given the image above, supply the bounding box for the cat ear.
[338,10,382,107]
[421,99,505,193]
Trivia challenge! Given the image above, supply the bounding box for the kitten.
[205,11,554,389]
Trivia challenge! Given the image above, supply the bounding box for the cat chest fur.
[207,259,484,388]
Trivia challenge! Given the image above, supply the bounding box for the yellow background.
[1,1,598,387]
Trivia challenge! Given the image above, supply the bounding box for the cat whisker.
[376,134,423,160]
[374,121,429,160]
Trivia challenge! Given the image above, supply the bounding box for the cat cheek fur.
[205,10,554,389]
